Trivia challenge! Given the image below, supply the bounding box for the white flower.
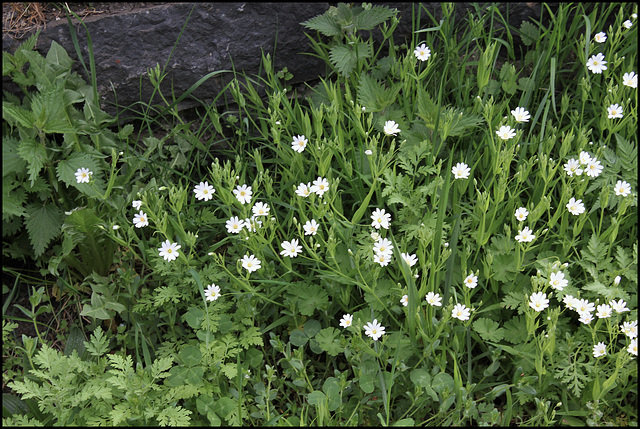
[205,284,221,301]
[425,292,442,306]
[623,19,632,29]
[610,299,629,313]
[365,149,373,155]
[233,184,253,205]
[194,181,215,201]
[592,342,607,358]
[158,240,181,262]
[303,219,319,235]
[595,304,612,319]
[594,31,607,43]
[280,239,302,258]
[529,292,549,312]
[586,53,607,74]
[241,254,262,273]
[621,320,638,339]
[563,295,578,310]
[226,216,244,234]
[514,207,529,222]
[511,107,530,122]
[575,299,595,314]
[548,271,568,291]
[112,225,120,230]
[383,120,401,136]
[373,237,394,256]
[291,135,308,153]
[371,208,391,230]
[515,226,535,243]
[579,151,592,165]
[252,201,270,217]
[401,252,418,267]
[614,180,632,197]
[584,159,603,177]
[295,182,312,197]
[374,252,392,267]
[310,177,329,197]
[629,338,638,356]
[451,162,471,179]
[413,43,431,61]
[75,167,92,183]
[133,210,149,228]
[578,311,594,324]
[400,295,409,307]
[496,125,516,140]
[463,273,478,289]
[607,103,623,119]
[614,275,622,285]
[623,71,638,88]
[564,158,583,176]
[370,231,380,241]
[566,197,585,215]
[363,319,386,340]
[132,200,142,210]
[339,314,353,328]
[451,303,471,321]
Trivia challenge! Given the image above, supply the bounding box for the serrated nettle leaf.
[301,14,342,37]
[45,40,74,70]
[354,5,396,31]
[23,203,63,256]
[17,138,47,185]
[2,101,35,129]
[329,42,372,77]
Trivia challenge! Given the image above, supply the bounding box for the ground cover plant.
[2,2,637,426]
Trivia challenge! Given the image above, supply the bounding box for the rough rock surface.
[3,3,546,118]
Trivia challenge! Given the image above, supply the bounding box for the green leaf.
[357,73,401,112]
[315,327,343,356]
[289,284,329,316]
[84,326,109,356]
[17,138,47,185]
[290,329,309,347]
[56,153,104,197]
[2,137,26,177]
[239,326,264,349]
[519,20,539,46]
[472,318,506,342]
[301,13,342,37]
[3,178,27,220]
[179,345,202,367]
[329,42,372,77]
[431,372,454,394]
[354,5,396,30]
[410,368,431,388]
[45,40,73,70]
[23,203,63,256]
[322,377,342,411]
[2,101,35,129]
[307,390,327,407]
[502,315,529,344]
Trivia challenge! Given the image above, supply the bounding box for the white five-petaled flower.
[578,311,595,324]
[496,125,516,140]
[563,295,578,310]
[566,197,585,215]
[451,303,471,321]
[295,182,312,197]
[623,71,638,88]
[607,103,624,119]
[303,219,319,235]
[579,151,592,165]
[564,158,583,176]
[586,53,607,74]
[595,304,612,319]
[339,313,353,328]
[620,320,638,339]
[629,338,638,356]
[371,208,391,230]
[514,207,529,221]
[291,135,308,153]
[158,240,181,262]
[374,252,392,267]
[133,210,149,228]
[414,43,431,61]
[363,319,386,341]
[205,284,221,301]
[233,184,253,205]
[515,226,535,243]
[425,292,442,306]
[373,237,394,256]
[194,181,215,201]
[243,216,262,233]
[614,180,632,197]
[311,177,329,197]
[451,162,471,179]
[464,273,478,289]
[132,200,142,210]
[401,252,418,267]
[594,31,607,43]
[592,342,607,358]
[226,216,244,234]
[252,201,270,217]
[511,107,530,122]
[529,292,549,312]
[280,239,302,258]
[400,294,409,307]
[241,254,262,273]
[585,159,603,177]
[609,299,629,313]
[548,271,568,291]
[575,299,595,314]
[623,19,632,29]
[75,167,93,183]
[383,120,401,136]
